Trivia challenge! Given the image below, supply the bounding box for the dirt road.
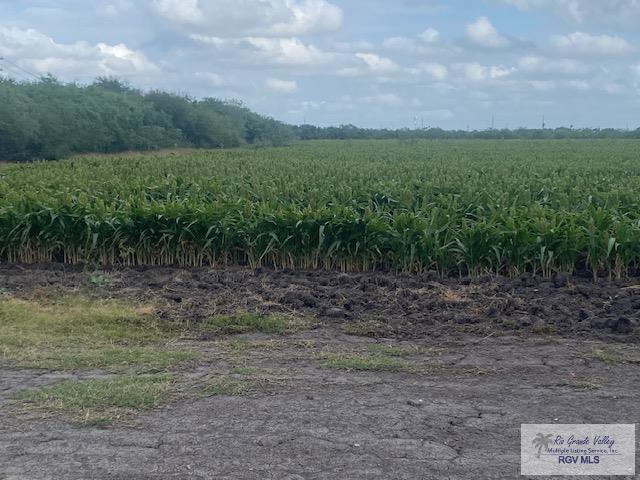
[0,265,638,479]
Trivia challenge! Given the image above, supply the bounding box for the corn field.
[2,139,640,278]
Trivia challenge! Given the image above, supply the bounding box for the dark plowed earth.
[0,264,639,339]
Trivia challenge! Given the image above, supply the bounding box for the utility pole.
[491,114,495,130]
[542,114,546,129]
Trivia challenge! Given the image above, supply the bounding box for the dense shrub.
[0,77,295,161]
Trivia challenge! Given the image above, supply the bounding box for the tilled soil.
[0,264,639,339]
[0,265,639,479]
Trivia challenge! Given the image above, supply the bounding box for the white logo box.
[521,424,636,476]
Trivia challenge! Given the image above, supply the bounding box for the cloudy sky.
[1,0,640,129]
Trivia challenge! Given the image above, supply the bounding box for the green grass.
[88,273,115,288]
[230,366,263,375]
[568,379,602,390]
[14,375,172,424]
[588,346,640,365]
[198,313,302,335]
[18,348,197,372]
[0,296,197,371]
[318,352,417,372]
[4,140,640,277]
[202,377,254,396]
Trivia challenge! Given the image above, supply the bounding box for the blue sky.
[1,0,640,129]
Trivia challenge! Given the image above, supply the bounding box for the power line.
[0,62,30,81]
[0,56,41,80]
[0,62,25,81]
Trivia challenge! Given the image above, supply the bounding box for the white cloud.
[301,100,327,109]
[355,53,398,72]
[420,109,455,120]
[196,72,226,87]
[98,1,135,18]
[0,26,158,77]
[407,62,448,81]
[382,36,433,56]
[550,32,633,56]
[266,77,299,92]
[524,79,592,93]
[246,37,330,65]
[269,0,343,36]
[96,44,158,73]
[419,27,440,43]
[462,62,515,81]
[191,35,331,66]
[336,68,359,77]
[154,0,203,24]
[465,17,510,48]
[501,0,640,28]
[381,31,459,58]
[518,55,590,75]
[564,79,590,90]
[338,53,399,76]
[369,93,405,107]
[381,37,408,49]
[358,93,421,108]
[331,40,376,52]
[633,64,640,78]
[602,82,624,94]
[528,80,556,91]
[154,0,343,37]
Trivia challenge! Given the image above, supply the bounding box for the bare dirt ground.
[0,265,639,479]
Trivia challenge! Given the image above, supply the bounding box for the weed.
[318,352,416,372]
[199,314,303,336]
[202,377,254,396]
[365,344,430,357]
[14,375,173,425]
[341,319,393,338]
[0,296,196,371]
[588,346,640,365]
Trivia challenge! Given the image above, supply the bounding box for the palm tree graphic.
[532,433,554,458]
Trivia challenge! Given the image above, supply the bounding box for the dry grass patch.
[13,375,173,426]
[0,296,196,371]
[587,346,640,365]
[220,338,302,352]
[196,313,307,336]
[318,352,417,372]
[201,377,255,396]
[340,319,393,338]
[365,344,431,357]
[437,286,469,304]
[568,379,602,390]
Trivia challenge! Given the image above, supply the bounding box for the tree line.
[0,77,295,161]
[1,76,639,161]
[294,124,640,141]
